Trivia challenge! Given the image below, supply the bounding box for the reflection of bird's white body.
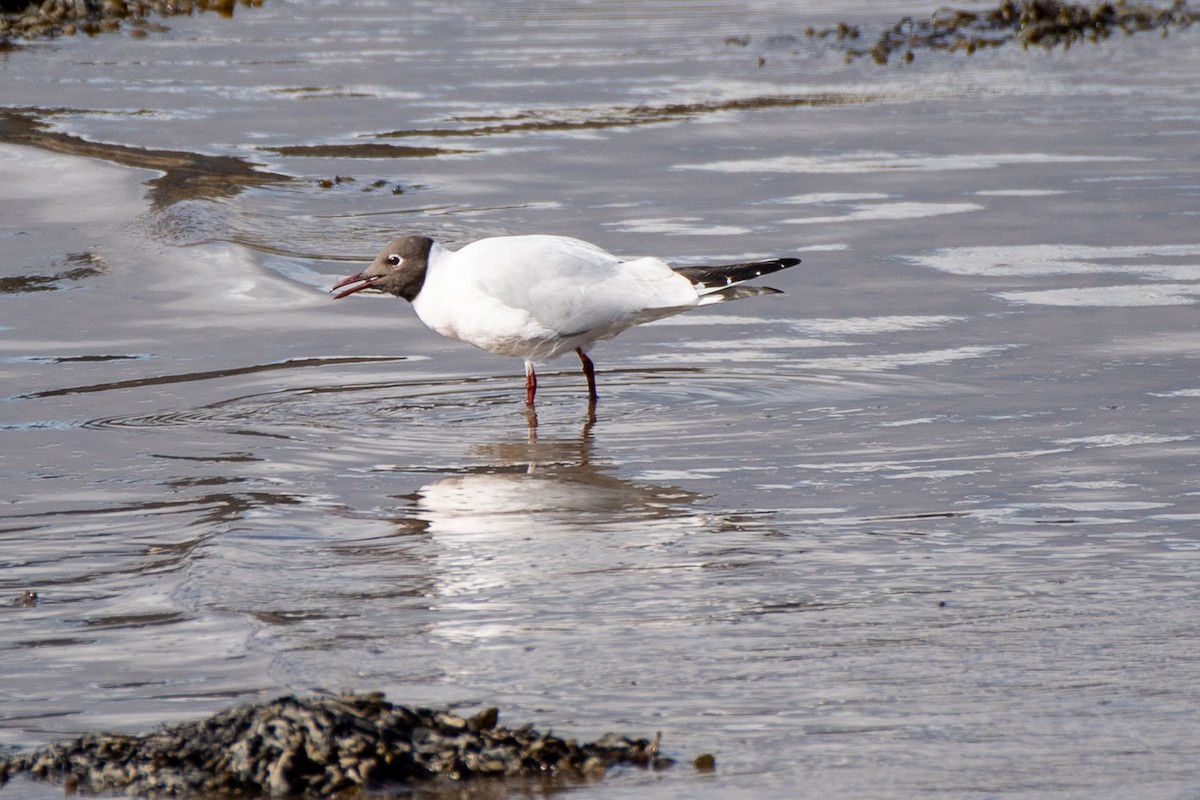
[331,233,799,405]
[413,235,705,363]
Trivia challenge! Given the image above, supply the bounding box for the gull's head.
[330,235,434,302]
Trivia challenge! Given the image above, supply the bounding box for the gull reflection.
[395,421,706,635]
[408,421,701,536]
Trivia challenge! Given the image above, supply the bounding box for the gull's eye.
[386,254,402,266]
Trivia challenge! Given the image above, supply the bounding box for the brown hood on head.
[330,235,434,302]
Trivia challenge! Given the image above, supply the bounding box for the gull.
[331,234,799,406]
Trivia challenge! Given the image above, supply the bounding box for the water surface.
[3,2,1200,798]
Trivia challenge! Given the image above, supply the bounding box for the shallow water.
[3,2,1200,798]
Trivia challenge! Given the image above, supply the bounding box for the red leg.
[524,361,537,406]
[576,347,598,403]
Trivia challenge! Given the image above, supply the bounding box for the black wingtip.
[673,255,801,290]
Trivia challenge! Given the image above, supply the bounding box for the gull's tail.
[673,256,800,305]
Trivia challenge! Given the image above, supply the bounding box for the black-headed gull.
[331,234,799,406]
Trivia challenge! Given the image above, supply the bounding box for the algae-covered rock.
[1,692,672,797]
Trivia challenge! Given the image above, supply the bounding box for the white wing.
[463,235,700,328]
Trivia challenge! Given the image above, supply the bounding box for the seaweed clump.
[0,693,672,797]
[852,0,1199,63]
[726,1,1200,64]
[0,0,260,42]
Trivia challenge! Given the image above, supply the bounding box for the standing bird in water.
[331,234,799,407]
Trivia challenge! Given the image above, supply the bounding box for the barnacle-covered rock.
[0,692,672,796]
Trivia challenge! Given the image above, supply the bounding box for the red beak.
[330,273,381,299]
